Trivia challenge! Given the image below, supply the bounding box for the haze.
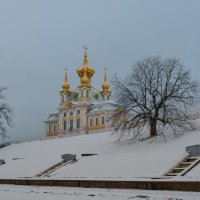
[0,0,199,141]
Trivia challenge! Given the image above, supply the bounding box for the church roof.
[87,101,118,114]
[44,113,59,123]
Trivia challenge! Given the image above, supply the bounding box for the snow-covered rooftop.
[87,101,118,114]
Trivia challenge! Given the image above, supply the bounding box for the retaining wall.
[0,179,200,192]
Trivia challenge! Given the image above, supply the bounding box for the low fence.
[0,179,200,192]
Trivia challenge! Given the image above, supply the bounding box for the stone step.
[179,162,193,168]
[167,172,179,176]
[173,167,185,173]
[187,157,199,162]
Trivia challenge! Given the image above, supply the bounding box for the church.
[45,48,118,137]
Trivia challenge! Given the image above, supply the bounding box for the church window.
[101,116,105,125]
[86,90,89,97]
[90,118,93,127]
[107,96,109,100]
[63,121,67,130]
[77,110,80,115]
[81,90,83,97]
[49,125,52,132]
[64,112,66,117]
[70,111,73,116]
[70,120,73,130]
[77,119,80,129]
[96,117,98,126]
[64,94,67,102]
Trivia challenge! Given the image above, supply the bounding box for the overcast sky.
[0,0,200,142]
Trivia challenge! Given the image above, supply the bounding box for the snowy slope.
[0,130,200,179]
[185,162,200,178]
[0,185,200,200]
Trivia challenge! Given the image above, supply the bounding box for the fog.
[0,0,199,141]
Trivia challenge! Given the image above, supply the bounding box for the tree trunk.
[150,118,157,137]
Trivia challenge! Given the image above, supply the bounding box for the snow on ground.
[185,162,200,178]
[0,129,200,179]
[0,185,200,200]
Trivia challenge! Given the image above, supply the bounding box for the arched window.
[70,120,73,130]
[70,111,73,116]
[86,90,89,97]
[101,116,105,125]
[64,112,66,117]
[96,117,98,126]
[77,110,80,115]
[49,125,52,132]
[64,94,67,102]
[63,121,67,130]
[90,118,93,127]
[81,90,83,97]
[77,119,80,129]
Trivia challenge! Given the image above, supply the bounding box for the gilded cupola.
[77,46,95,87]
[60,68,70,94]
[101,66,111,95]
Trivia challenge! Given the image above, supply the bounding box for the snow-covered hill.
[0,130,200,179]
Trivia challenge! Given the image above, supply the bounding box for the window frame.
[95,117,98,126]
[101,116,105,125]
[90,118,93,127]
[63,121,67,130]
[77,119,80,129]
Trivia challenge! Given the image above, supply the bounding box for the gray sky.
[0,0,200,141]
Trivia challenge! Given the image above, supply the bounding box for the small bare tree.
[0,87,13,138]
[112,57,200,140]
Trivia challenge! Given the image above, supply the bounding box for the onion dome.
[77,46,95,87]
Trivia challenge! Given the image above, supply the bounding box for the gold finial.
[83,44,88,51]
[61,67,70,93]
[83,45,88,65]
[64,68,68,83]
[77,46,95,87]
[104,66,108,83]
[102,65,111,95]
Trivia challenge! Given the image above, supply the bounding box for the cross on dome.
[83,44,88,52]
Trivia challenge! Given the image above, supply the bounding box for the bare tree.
[112,57,200,140]
[0,87,13,137]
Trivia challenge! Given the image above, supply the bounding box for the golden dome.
[102,67,111,95]
[77,47,95,87]
[81,69,90,86]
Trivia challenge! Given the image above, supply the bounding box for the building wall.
[58,104,90,135]
[45,107,114,137]
[87,113,105,132]
[46,121,59,137]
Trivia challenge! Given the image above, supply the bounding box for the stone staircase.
[35,159,76,177]
[165,156,200,177]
